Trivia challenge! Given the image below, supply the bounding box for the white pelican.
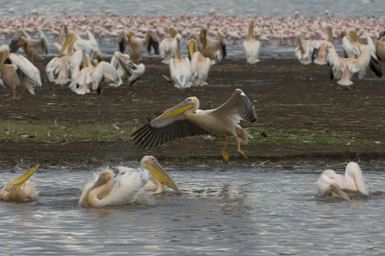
[132,88,257,164]
[9,29,48,62]
[159,28,180,64]
[110,51,145,86]
[198,27,226,63]
[78,156,181,207]
[118,30,159,62]
[243,21,261,64]
[317,162,369,200]
[69,52,122,95]
[54,24,70,54]
[188,39,211,87]
[294,26,334,65]
[376,31,385,63]
[169,37,191,89]
[342,30,364,59]
[0,45,42,99]
[0,165,39,202]
[327,35,382,87]
[61,31,99,57]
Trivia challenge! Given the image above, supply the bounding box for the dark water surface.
[1,163,384,255]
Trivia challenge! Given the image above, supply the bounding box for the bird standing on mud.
[0,44,42,99]
[118,30,159,62]
[9,29,48,63]
[132,89,257,164]
[316,162,369,200]
[0,165,40,202]
[79,156,180,207]
[198,27,226,63]
[243,21,261,64]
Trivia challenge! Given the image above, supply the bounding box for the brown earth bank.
[1,57,385,168]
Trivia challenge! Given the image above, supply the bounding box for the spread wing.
[132,104,210,150]
[211,88,257,123]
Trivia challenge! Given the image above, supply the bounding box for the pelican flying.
[78,156,180,207]
[0,45,42,99]
[0,165,39,202]
[132,89,257,164]
[243,21,261,64]
[317,162,369,200]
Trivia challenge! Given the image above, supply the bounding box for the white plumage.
[243,21,260,64]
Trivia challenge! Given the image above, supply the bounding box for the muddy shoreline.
[1,57,385,168]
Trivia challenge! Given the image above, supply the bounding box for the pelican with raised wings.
[118,30,159,62]
[243,21,260,64]
[78,156,180,207]
[159,28,180,64]
[110,51,145,86]
[169,37,191,89]
[9,29,48,62]
[327,35,382,87]
[132,89,257,164]
[0,45,42,99]
[317,162,369,200]
[294,26,334,65]
[199,27,226,63]
[0,165,39,202]
[188,39,211,87]
[341,30,364,59]
[69,52,122,95]
[61,31,99,57]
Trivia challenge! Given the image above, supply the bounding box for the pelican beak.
[349,31,362,44]
[0,50,9,70]
[61,34,74,55]
[147,161,181,194]
[83,55,88,68]
[157,100,194,120]
[331,184,350,201]
[188,41,195,57]
[6,165,39,187]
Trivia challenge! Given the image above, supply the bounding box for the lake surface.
[1,163,384,255]
[1,0,383,18]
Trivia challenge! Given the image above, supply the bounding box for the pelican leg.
[12,86,22,100]
[221,136,230,164]
[235,136,248,160]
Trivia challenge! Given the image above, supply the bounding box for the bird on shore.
[159,28,180,64]
[341,30,364,58]
[69,52,122,95]
[78,156,180,207]
[198,27,226,63]
[169,37,191,89]
[0,44,42,99]
[316,162,369,200]
[327,35,382,87]
[9,29,48,62]
[118,30,159,62]
[53,24,70,54]
[110,51,145,86]
[132,88,257,164]
[0,165,40,202]
[60,31,99,57]
[376,31,385,64]
[188,39,211,87]
[243,21,261,64]
[294,26,334,65]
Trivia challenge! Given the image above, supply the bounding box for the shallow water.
[1,163,384,255]
[2,0,384,18]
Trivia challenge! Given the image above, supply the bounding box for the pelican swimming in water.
[169,37,191,89]
[294,26,334,65]
[0,165,39,202]
[132,88,257,164]
[188,39,211,87]
[198,27,226,63]
[159,28,180,64]
[118,30,159,62]
[327,35,382,87]
[317,162,369,200]
[78,156,180,207]
[0,44,42,99]
[243,21,261,64]
[110,51,145,86]
[9,29,48,62]
[69,52,122,95]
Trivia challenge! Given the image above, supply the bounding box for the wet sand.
[1,57,385,167]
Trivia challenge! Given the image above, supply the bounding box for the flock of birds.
[0,15,382,206]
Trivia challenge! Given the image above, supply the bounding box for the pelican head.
[89,169,114,191]
[155,97,199,121]
[0,45,9,70]
[61,32,75,55]
[141,155,181,194]
[188,39,198,57]
[317,169,350,200]
[169,27,176,38]
[128,31,135,40]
